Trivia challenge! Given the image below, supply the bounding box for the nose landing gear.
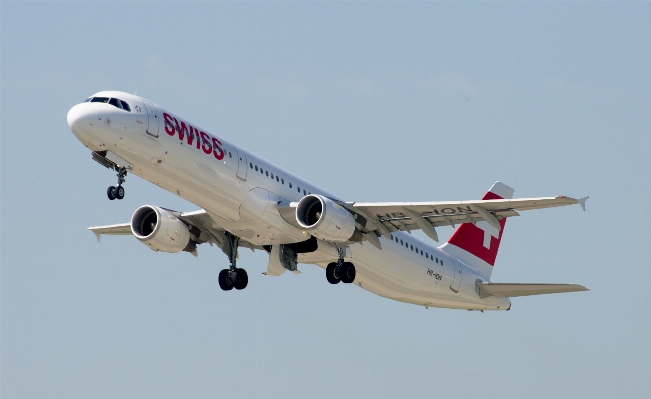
[218,233,249,291]
[107,167,127,200]
[326,246,356,285]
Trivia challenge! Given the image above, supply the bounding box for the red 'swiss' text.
[163,113,225,160]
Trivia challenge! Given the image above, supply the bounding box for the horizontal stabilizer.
[477,282,588,298]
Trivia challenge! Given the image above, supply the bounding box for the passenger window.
[281,178,284,184]
[255,165,258,171]
[260,168,264,174]
[426,252,429,258]
[289,183,292,188]
[250,163,253,169]
[441,260,444,266]
[108,98,122,109]
[303,190,306,195]
[415,247,418,253]
[119,100,131,112]
[270,173,274,179]
[420,250,423,255]
[276,176,279,182]
[266,171,269,177]
[229,152,232,158]
[90,97,109,103]
[436,258,439,264]
[400,240,403,245]
[297,187,300,193]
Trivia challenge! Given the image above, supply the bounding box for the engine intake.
[131,205,191,253]
[296,195,359,243]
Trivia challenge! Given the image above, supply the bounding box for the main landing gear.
[218,233,249,291]
[325,246,356,285]
[107,166,127,200]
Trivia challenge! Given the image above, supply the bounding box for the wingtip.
[89,228,101,243]
[578,196,589,211]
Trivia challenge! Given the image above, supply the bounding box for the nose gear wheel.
[107,166,127,200]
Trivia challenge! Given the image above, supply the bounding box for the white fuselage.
[68,91,511,311]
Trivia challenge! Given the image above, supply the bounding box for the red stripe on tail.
[447,191,505,267]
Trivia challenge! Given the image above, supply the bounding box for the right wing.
[349,195,588,242]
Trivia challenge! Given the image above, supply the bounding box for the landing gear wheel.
[107,186,117,200]
[233,268,248,290]
[340,262,356,284]
[218,269,233,291]
[218,233,244,292]
[326,262,341,284]
[106,167,128,201]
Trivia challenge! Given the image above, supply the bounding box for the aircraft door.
[142,99,159,137]
[235,148,248,181]
[450,258,462,293]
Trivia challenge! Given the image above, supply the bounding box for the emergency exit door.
[142,99,159,138]
[235,148,247,181]
[450,258,462,293]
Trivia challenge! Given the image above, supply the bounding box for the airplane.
[67,91,589,311]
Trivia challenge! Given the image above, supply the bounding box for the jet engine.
[131,205,191,253]
[296,195,361,243]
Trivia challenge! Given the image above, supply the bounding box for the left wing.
[88,209,264,255]
[88,223,131,242]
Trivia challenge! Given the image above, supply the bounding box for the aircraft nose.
[67,103,94,132]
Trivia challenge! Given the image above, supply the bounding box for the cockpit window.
[84,97,92,102]
[98,97,132,112]
[109,98,122,109]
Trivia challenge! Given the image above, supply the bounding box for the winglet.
[578,196,589,211]
[89,228,101,243]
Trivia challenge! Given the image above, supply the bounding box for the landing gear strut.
[218,233,248,291]
[326,245,356,285]
[107,166,127,200]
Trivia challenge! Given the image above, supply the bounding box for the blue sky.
[2,2,650,398]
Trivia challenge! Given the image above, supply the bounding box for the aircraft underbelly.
[113,146,308,245]
[347,241,506,310]
[111,137,245,221]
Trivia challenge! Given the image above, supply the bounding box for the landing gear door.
[450,258,462,293]
[235,148,247,181]
[142,99,159,138]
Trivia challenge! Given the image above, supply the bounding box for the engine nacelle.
[131,205,191,253]
[296,195,359,243]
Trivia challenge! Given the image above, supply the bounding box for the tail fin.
[439,182,514,279]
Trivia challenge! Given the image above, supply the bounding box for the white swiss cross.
[475,221,500,249]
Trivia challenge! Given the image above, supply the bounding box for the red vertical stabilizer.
[439,182,514,279]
